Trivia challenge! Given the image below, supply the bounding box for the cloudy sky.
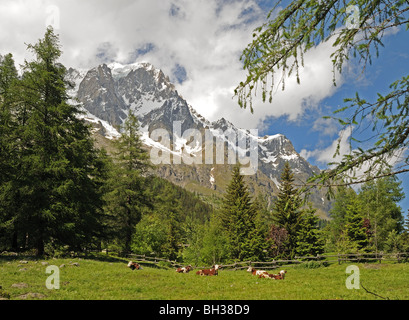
[1,0,408,213]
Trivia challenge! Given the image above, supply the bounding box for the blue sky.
[259,15,409,217]
[0,0,407,217]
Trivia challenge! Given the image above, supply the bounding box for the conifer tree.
[162,192,183,261]
[0,54,18,189]
[13,27,107,255]
[344,198,369,251]
[272,162,303,258]
[0,53,19,250]
[296,205,324,257]
[104,111,152,252]
[359,176,405,251]
[219,165,266,261]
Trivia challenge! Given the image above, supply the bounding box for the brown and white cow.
[127,261,142,270]
[196,264,220,276]
[247,266,268,276]
[259,270,287,280]
[176,265,193,273]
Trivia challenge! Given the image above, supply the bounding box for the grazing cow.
[176,265,193,273]
[196,264,220,276]
[247,266,268,276]
[127,261,142,270]
[259,270,287,280]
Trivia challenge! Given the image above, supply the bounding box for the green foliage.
[103,111,152,252]
[0,53,19,251]
[131,214,168,256]
[0,27,108,255]
[272,162,304,258]
[296,205,325,257]
[183,218,231,265]
[344,197,369,250]
[359,176,405,250]
[324,176,405,253]
[236,0,409,187]
[128,175,213,260]
[219,166,267,261]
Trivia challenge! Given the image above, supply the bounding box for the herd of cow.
[127,261,287,280]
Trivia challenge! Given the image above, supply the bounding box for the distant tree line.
[1,28,408,264]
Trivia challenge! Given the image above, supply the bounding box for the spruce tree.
[0,53,19,250]
[344,198,369,251]
[0,54,18,191]
[272,162,303,258]
[296,205,324,257]
[104,111,152,252]
[359,176,405,251]
[15,27,107,255]
[219,165,266,261]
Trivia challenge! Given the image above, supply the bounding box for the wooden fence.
[124,252,409,270]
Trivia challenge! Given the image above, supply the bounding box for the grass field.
[1,254,408,300]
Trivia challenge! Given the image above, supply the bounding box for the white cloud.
[300,127,352,167]
[0,0,343,131]
[301,126,408,187]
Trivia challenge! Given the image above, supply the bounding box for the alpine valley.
[66,62,331,218]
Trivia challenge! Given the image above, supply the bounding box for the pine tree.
[344,198,368,251]
[0,54,18,188]
[359,176,405,251]
[104,111,152,252]
[272,162,303,258]
[0,53,20,251]
[296,205,324,257]
[219,165,266,261]
[161,192,183,261]
[405,211,409,234]
[14,27,107,255]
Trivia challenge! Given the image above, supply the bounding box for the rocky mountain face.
[66,62,331,218]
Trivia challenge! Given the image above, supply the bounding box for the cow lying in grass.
[127,261,142,270]
[196,264,220,276]
[258,270,287,280]
[247,266,268,277]
[176,265,193,273]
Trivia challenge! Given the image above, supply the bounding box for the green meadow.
[1,255,408,300]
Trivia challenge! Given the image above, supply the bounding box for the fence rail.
[122,252,409,270]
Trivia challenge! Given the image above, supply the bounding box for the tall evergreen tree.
[404,211,409,235]
[104,111,152,252]
[219,165,266,261]
[272,162,303,258]
[13,27,107,255]
[325,186,358,252]
[359,176,405,251]
[296,205,324,257]
[344,197,369,251]
[0,53,20,251]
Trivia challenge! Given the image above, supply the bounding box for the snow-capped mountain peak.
[66,61,330,216]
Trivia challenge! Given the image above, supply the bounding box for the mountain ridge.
[66,62,331,218]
